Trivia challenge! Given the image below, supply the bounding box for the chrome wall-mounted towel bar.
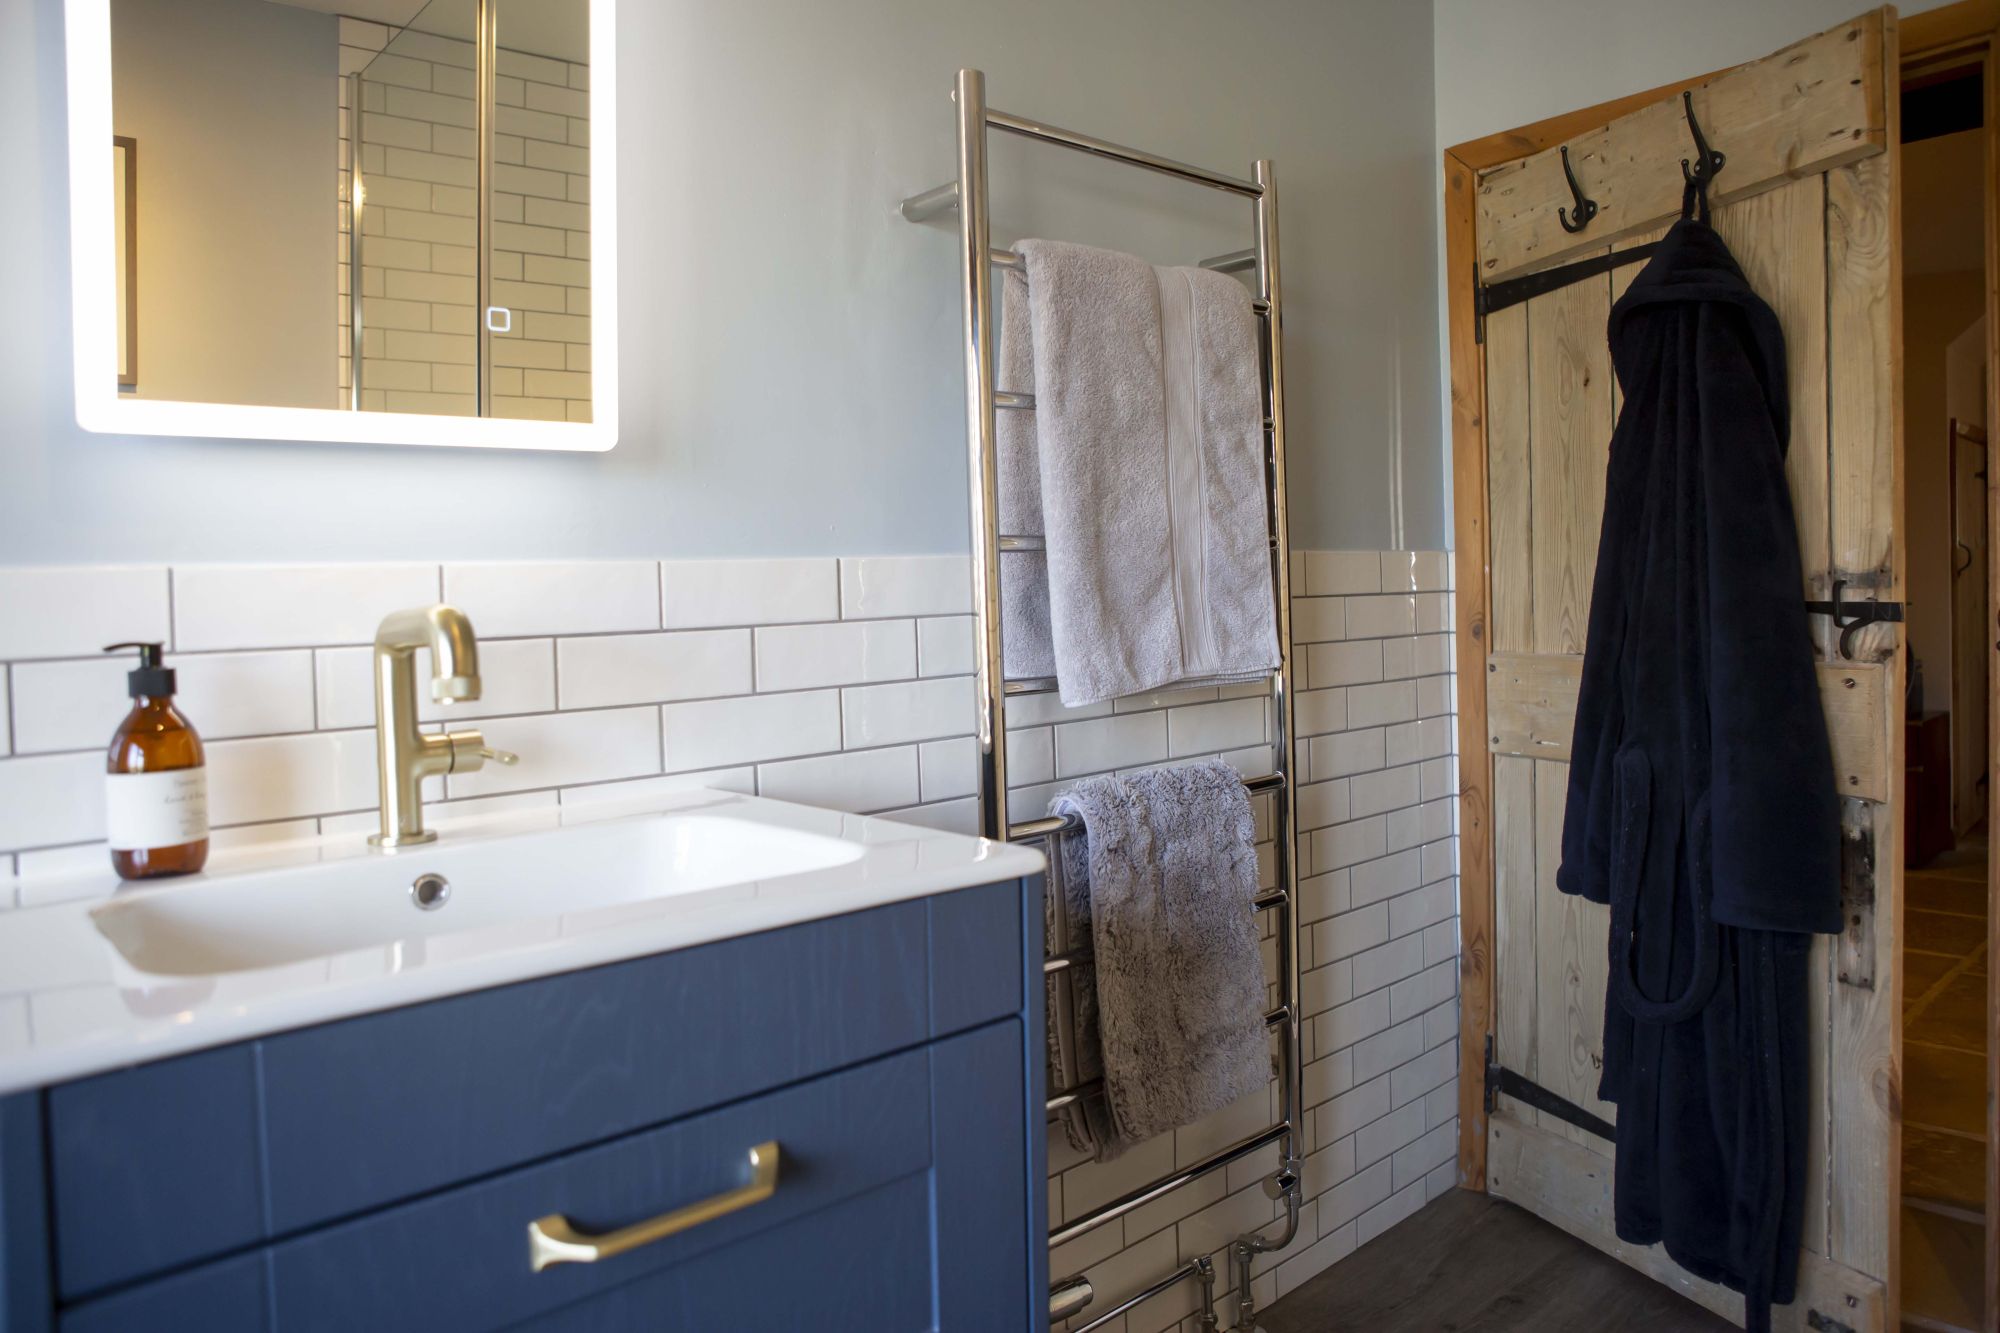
[899,69,1304,1333]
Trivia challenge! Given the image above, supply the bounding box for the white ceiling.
[265,0,586,63]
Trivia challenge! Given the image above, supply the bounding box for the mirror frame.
[62,0,619,452]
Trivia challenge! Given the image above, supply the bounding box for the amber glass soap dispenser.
[103,641,209,880]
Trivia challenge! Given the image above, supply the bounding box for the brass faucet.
[369,605,518,847]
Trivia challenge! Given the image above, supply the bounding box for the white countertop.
[0,790,1044,1096]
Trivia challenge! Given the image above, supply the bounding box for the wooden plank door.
[1447,10,1904,1329]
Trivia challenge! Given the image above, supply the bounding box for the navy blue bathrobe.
[1556,207,1842,1332]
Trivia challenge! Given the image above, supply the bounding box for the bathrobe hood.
[1553,213,1842,1331]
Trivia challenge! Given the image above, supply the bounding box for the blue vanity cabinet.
[0,877,1048,1333]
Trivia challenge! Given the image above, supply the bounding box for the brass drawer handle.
[527,1140,782,1272]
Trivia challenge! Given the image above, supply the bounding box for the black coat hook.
[1557,146,1597,234]
[1679,90,1725,186]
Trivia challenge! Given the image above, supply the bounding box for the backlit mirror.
[64,0,617,450]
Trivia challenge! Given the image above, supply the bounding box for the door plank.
[1802,915,1836,1261]
[1484,653,1582,763]
[1492,754,1539,1129]
[1711,173,1839,1265]
[1526,255,1614,658]
[1486,1112,1888,1332]
[1486,301,1533,655]
[1475,10,1889,283]
[1823,34,1904,1283]
[1533,759,1617,1153]
[1828,156,1901,603]
[1485,653,1888,803]
[1712,178,1834,617]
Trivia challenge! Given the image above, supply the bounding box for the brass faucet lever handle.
[442,731,519,774]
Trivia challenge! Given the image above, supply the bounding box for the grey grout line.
[0,597,1447,668]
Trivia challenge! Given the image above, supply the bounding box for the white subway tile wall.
[0,550,1457,1328]
[1045,548,1458,1331]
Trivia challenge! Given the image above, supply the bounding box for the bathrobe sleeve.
[1697,307,1843,937]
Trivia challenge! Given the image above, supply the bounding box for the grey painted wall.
[113,0,336,409]
[0,0,1442,564]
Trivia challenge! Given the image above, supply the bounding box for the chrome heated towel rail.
[900,69,1304,1333]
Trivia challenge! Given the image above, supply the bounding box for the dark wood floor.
[1902,833,1988,1333]
[1260,1190,1734,1332]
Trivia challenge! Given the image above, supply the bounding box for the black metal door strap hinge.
[1473,245,1661,343]
[1802,581,1904,661]
[1483,1036,1617,1142]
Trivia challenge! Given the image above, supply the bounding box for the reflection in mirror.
[106,0,589,421]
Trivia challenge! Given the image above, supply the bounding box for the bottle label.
[105,769,210,852]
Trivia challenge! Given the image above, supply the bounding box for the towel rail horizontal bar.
[984,403,1273,430]
[1069,1258,1209,1333]
[1200,247,1258,274]
[996,530,1276,561]
[984,107,1264,197]
[1048,1119,1293,1249]
[898,180,959,223]
[1046,1006,1289,1112]
[1009,771,1285,841]
[988,244,1271,312]
[1041,887,1288,976]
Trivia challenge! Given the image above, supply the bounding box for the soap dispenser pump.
[103,641,209,880]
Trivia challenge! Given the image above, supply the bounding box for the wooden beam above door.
[1473,9,1892,284]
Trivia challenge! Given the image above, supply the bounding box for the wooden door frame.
[1445,2,1997,1323]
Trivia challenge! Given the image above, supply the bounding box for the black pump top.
[104,642,175,699]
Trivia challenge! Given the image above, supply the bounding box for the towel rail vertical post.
[1230,158,1307,1307]
[909,71,1303,1330]
[1259,152,1305,1198]
[955,68,1009,840]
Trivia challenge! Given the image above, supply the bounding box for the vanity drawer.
[60,1023,1031,1333]
[47,880,1024,1301]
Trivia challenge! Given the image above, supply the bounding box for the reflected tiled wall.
[338,17,591,421]
[0,550,1459,1329]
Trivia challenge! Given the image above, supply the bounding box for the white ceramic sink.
[90,805,868,977]
[0,789,1044,1094]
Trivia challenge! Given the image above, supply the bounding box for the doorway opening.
[1897,40,1989,1333]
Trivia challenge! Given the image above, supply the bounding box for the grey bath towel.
[1003,239,1279,706]
[1047,760,1271,1160]
[998,264,1056,682]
